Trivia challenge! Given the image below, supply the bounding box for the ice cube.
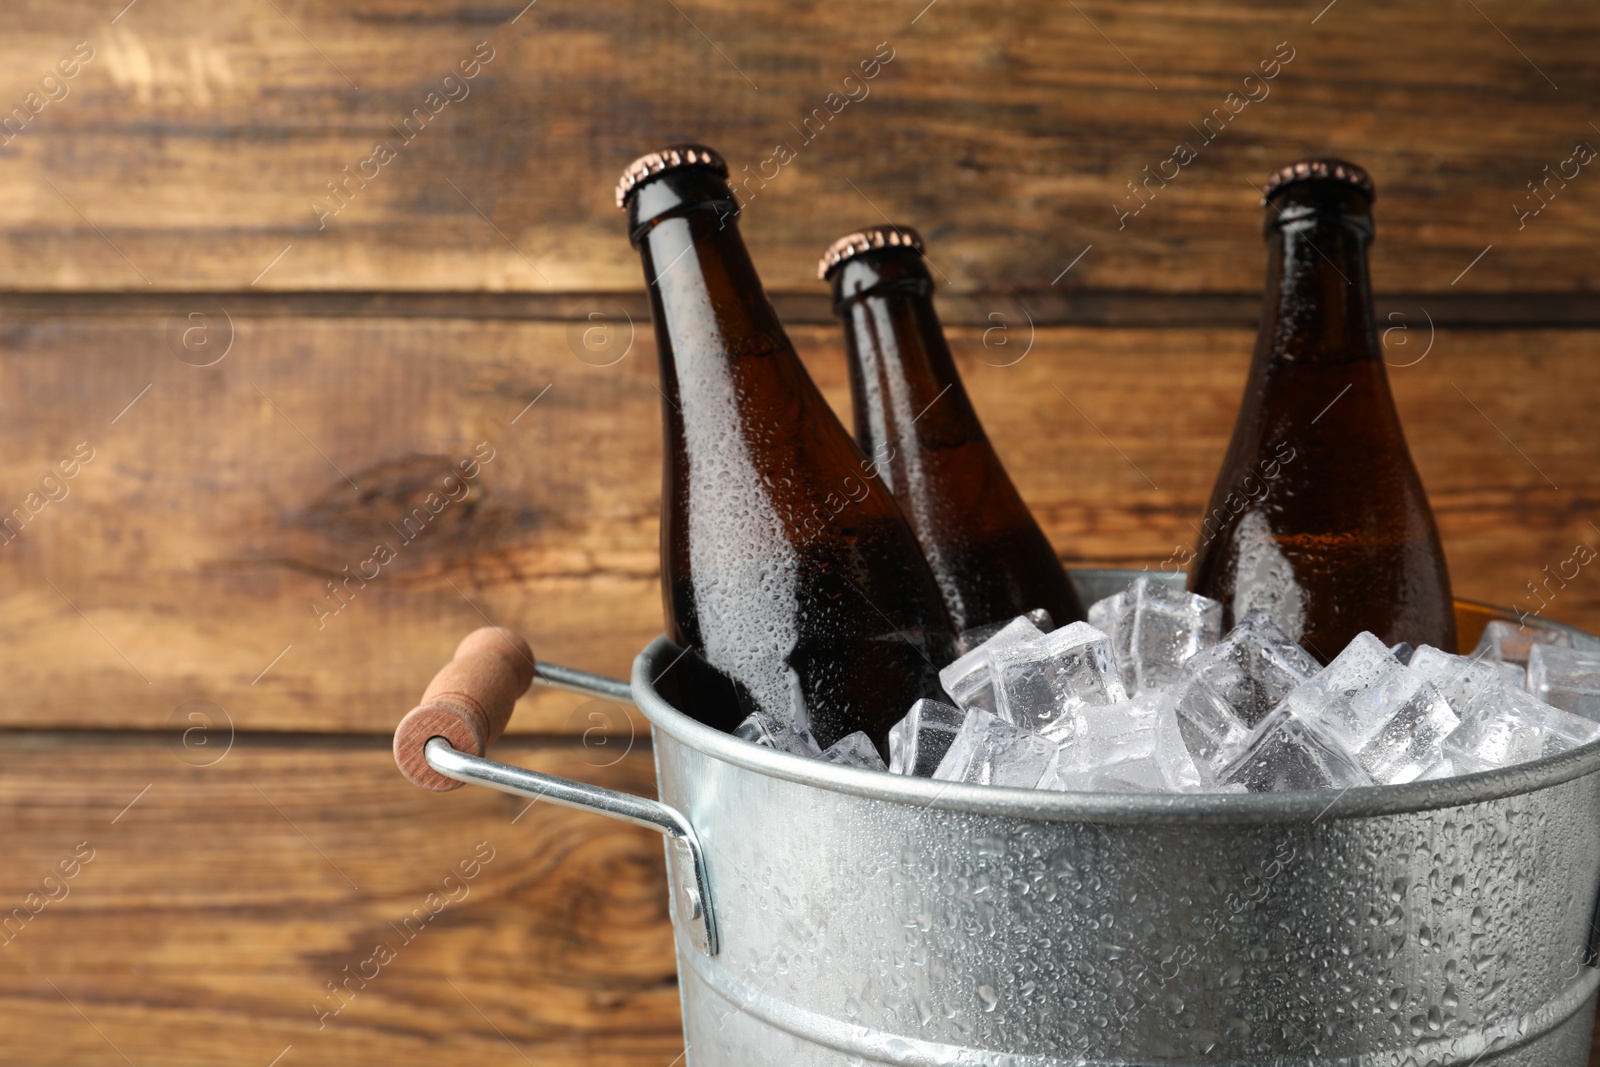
[1183,609,1320,728]
[1527,644,1600,722]
[1150,695,1207,792]
[1389,642,1415,665]
[1041,689,1156,765]
[1160,610,1318,781]
[1087,576,1223,692]
[1357,679,1462,784]
[734,711,822,757]
[954,608,1055,655]
[932,709,1059,788]
[821,731,889,771]
[1036,690,1202,794]
[1033,757,1090,792]
[1410,644,1527,718]
[1446,713,1542,771]
[1039,750,1201,794]
[1472,620,1573,666]
[1497,662,1527,690]
[1444,684,1600,772]
[1409,645,1506,716]
[1218,706,1372,792]
[1082,755,1170,794]
[1165,675,1253,781]
[887,698,965,777]
[1280,632,1459,784]
[937,615,1046,715]
[1415,759,1455,781]
[1273,633,1403,740]
[990,621,1127,732]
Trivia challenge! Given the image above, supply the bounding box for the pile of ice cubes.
[734,576,1600,794]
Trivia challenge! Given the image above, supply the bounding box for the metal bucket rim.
[631,632,1600,827]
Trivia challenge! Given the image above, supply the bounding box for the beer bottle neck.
[630,171,788,359]
[1258,186,1379,365]
[832,250,984,476]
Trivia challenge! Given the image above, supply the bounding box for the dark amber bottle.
[822,226,1085,636]
[1189,160,1455,662]
[619,148,956,750]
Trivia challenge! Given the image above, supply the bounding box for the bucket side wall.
[656,731,1600,1064]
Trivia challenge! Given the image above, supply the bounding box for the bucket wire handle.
[392,627,718,956]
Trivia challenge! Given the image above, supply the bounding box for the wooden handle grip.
[393,627,536,791]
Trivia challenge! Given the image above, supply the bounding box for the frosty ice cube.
[1037,689,1202,794]
[1496,662,1527,690]
[1164,676,1251,781]
[1149,694,1207,792]
[937,615,1046,715]
[1410,644,1526,719]
[1443,684,1600,773]
[1414,643,1523,694]
[954,608,1055,655]
[734,711,822,757]
[1408,645,1506,716]
[1183,609,1320,728]
[1082,755,1170,794]
[1161,610,1317,781]
[1357,679,1462,784]
[1472,619,1572,666]
[1280,632,1459,784]
[1039,748,1201,794]
[932,708,1058,788]
[1041,688,1154,761]
[1415,759,1455,781]
[821,731,889,771]
[1087,576,1223,693]
[1218,706,1372,792]
[990,621,1127,732]
[1032,757,1091,792]
[887,698,965,777]
[1527,644,1600,722]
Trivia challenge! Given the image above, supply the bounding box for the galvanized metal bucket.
[424,570,1600,1066]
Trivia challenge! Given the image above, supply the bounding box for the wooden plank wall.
[1,1,1598,1064]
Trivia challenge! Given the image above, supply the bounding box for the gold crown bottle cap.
[615,145,728,209]
[1262,158,1375,204]
[818,225,925,280]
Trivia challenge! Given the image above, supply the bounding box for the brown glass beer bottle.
[822,226,1085,637]
[619,147,957,751]
[1189,160,1455,661]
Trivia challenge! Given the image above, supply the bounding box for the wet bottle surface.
[620,147,956,751]
[1189,160,1456,661]
[823,227,1085,635]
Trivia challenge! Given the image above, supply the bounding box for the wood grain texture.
[0,310,1596,732]
[0,1,1597,294]
[4,6,1597,1067]
[7,289,1600,329]
[0,737,683,1067]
